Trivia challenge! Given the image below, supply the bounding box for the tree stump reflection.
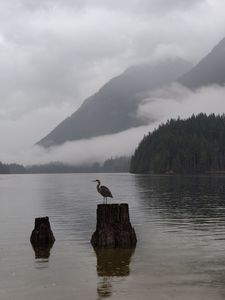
[95,248,135,298]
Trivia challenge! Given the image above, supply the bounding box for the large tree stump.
[30,216,55,246]
[91,204,137,248]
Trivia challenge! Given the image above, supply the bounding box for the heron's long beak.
[92,180,97,182]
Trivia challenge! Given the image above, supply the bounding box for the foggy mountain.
[178,37,225,89]
[37,58,190,147]
[37,37,225,148]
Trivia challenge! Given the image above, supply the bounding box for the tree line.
[130,113,225,174]
[0,156,130,174]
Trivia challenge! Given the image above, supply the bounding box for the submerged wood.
[30,216,55,246]
[91,203,137,248]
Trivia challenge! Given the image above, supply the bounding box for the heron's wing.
[100,185,113,197]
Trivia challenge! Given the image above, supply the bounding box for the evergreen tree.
[0,162,10,174]
[130,114,225,174]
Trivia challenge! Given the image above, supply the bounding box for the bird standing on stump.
[93,179,113,204]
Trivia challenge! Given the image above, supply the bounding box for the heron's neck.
[96,181,101,192]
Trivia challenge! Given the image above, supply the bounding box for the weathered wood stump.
[30,216,55,246]
[91,204,137,248]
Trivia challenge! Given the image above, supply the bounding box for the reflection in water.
[134,175,225,226]
[32,243,53,260]
[95,248,135,299]
[95,248,134,277]
[97,277,112,299]
[4,174,225,299]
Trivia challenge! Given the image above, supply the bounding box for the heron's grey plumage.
[93,179,113,204]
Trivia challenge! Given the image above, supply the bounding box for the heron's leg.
[106,197,107,204]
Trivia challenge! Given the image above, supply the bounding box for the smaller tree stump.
[91,203,137,248]
[30,216,55,246]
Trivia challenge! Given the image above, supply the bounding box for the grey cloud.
[138,84,225,124]
[2,125,151,165]
[19,0,205,14]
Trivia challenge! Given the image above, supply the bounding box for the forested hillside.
[0,156,130,174]
[130,114,225,174]
[0,162,10,174]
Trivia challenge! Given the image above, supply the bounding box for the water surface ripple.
[1,174,225,299]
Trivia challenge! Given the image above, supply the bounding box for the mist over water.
[4,83,225,166]
[1,173,225,299]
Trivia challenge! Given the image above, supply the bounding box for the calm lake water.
[1,173,225,299]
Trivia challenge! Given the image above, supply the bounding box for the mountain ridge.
[37,58,190,147]
[178,37,225,88]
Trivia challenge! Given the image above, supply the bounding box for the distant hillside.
[0,156,130,174]
[0,162,26,174]
[0,162,10,174]
[178,37,225,89]
[130,114,225,174]
[7,163,26,174]
[37,58,190,147]
[26,156,130,173]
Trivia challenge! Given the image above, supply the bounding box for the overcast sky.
[1,0,225,164]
